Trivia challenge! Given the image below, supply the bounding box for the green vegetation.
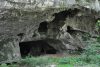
[0,64,8,67]
[96,20,100,31]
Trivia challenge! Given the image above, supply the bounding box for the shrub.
[80,41,100,64]
[0,64,8,67]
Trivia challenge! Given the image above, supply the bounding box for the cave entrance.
[19,40,57,57]
[38,21,48,33]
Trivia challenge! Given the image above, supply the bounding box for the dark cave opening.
[50,8,80,28]
[19,40,57,57]
[52,8,80,22]
[67,26,74,34]
[38,21,48,33]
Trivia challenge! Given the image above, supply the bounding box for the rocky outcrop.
[0,0,100,63]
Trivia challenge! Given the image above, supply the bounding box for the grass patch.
[58,64,73,67]
[0,55,100,67]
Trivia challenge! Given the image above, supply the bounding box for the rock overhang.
[0,1,100,63]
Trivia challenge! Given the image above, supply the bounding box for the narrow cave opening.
[17,33,25,39]
[38,21,48,33]
[67,26,74,34]
[19,40,57,57]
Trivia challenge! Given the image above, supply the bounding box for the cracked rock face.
[0,0,100,63]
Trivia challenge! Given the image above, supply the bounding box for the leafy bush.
[95,19,100,42]
[0,64,8,67]
[80,41,100,64]
[96,20,100,31]
[97,36,100,43]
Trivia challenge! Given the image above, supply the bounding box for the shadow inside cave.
[19,40,57,58]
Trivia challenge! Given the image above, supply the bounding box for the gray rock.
[0,0,99,63]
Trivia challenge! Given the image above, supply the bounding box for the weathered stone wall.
[0,8,67,63]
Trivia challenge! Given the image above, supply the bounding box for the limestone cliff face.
[0,0,100,63]
[0,0,100,11]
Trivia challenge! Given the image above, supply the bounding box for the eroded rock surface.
[0,0,100,63]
